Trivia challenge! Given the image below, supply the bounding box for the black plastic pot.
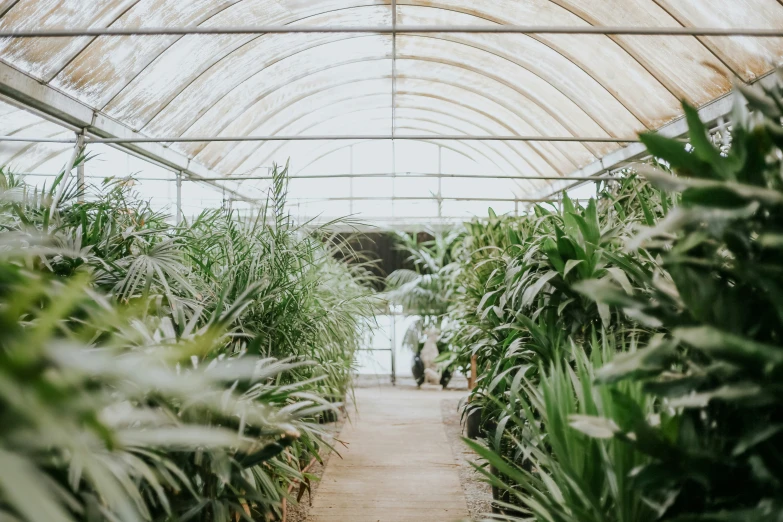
[466,406,482,439]
[440,368,453,389]
[412,354,425,387]
[317,395,344,424]
[318,409,339,424]
[489,464,526,516]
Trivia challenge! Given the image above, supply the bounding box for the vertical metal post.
[349,145,354,214]
[717,116,730,149]
[515,200,519,216]
[469,355,477,390]
[76,129,86,203]
[391,0,397,223]
[390,308,397,386]
[175,171,183,225]
[391,141,396,220]
[391,0,397,140]
[437,145,443,218]
[50,131,84,214]
[76,162,85,203]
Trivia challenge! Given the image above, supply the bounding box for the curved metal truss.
[0,0,782,220]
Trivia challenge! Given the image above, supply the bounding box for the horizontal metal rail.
[0,134,640,144]
[216,173,625,181]
[16,171,624,182]
[283,195,580,203]
[1,25,782,37]
[0,136,79,143]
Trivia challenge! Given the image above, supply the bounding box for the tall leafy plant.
[0,162,375,521]
[574,78,783,519]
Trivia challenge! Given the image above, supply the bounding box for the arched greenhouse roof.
[1,0,783,225]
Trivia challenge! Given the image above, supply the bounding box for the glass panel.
[393,176,439,198]
[349,200,395,219]
[404,0,730,108]
[105,9,391,130]
[287,177,350,199]
[182,57,393,164]
[397,34,643,138]
[346,141,393,176]
[353,177,393,198]
[392,200,440,219]
[203,92,392,173]
[51,0,244,101]
[657,0,783,82]
[441,178,526,200]
[3,0,783,228]
[398,5,678,130]
[396,78,592,171]
[394,141,439,174]
[442,199,517,219]
[0,0,137,80]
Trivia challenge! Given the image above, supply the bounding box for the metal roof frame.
[0,2,781,217]
[540,70,779,200]
[2,25,783,37]
[0,134,639,144]
[0,61,256,203]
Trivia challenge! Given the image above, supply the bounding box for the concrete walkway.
[309,385,470,522]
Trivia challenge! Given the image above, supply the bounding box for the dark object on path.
[465,406,482,440]
[440,368,452,389]
[412,354,425,387]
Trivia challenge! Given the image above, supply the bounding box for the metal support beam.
[0,134,640,144]
[0,61,255,204]
[76,130,86,203]
[544,70,780,200]
[437,145,443,218]
[391,0,397,140]
[176,171,183,225]
[211,173,625,182]
[391,142,396,219]
[284,195,577,203]
[50,131,84,214]
[13,171,626,182]
[389,311,397,386]
[76,162,85,202]
[349,145,354,215]
[2,25,783,37]
[98,134,637,144]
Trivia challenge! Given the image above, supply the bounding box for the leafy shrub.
[574,79,783,520]
[0,164,374,521]
[456,74,783,522]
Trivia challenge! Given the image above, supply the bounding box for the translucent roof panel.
[1,0,783,224]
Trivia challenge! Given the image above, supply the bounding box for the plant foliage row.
[0,165,375,522]
[431,77,783,521]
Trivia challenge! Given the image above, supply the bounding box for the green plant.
[0,162,375,521]
[385,229,461,318]
[0,245,328,522]
[452,181,672,439]
[385,229,465,377]
[467,333,655,522]
[573,79,783,519]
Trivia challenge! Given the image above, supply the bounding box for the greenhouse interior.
[2,1,783,521]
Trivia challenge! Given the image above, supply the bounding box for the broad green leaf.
[569,415,619,439]
[0,450,75,522]
[674,326,783,368]
[595,337,676,384]
[639,132,710,179]
[563,259,584,278]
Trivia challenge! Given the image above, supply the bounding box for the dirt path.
[309,385,470,522]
